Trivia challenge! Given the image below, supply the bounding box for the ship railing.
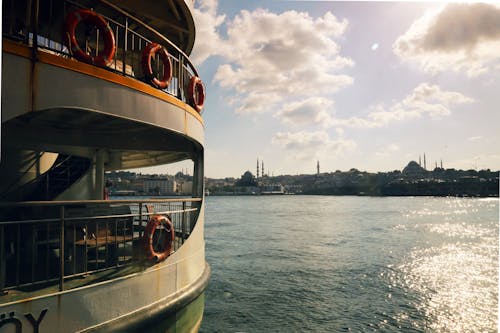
[0,198,201,295]
[2,0,199,109]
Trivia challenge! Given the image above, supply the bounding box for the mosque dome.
[402,161,426,175]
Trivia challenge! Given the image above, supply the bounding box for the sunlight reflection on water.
[397,243,497,332]
[392,199,498,332]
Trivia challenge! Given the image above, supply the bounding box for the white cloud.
[195,5,354,114]
[191,0,227,65]
[336,83,473,128]
[274,97,335,127]
[467,136,483,142]
[393,3,500,77]
[272,131,356,160]
[369,83,472,123]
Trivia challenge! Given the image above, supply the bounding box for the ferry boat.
[1,0,209,331]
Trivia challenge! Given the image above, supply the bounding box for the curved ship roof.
[108,0,197,54]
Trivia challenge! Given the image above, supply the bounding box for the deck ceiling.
[2,108,201,169]
[107,0,196,54]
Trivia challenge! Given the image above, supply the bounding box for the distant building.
[402,161,426,177]
[143,177,176,195]
[176,181,193,195]
[284,184,302,194]
[261,183,285,194]
[130,179,145,193]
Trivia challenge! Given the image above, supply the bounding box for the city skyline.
[142,1,500,178]
[133,154,494,181]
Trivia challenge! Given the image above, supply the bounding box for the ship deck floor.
[1,262,145,305]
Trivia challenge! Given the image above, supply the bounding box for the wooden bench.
[74,235,134,247]
[64,204,136,273]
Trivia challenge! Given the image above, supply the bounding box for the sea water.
[199,196,498,332]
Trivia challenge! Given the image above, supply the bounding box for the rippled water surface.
[199,196,498,332]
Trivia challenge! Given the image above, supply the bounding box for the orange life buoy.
[188,76,205,113]
[64,9,116,67]
[144,215,174,262]
[141,43,173,89]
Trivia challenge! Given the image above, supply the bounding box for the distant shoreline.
[107,162,499,199]
[205,193,499,198]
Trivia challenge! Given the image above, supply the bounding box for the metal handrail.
[97,0,199,77]
[0,197,202,207]
[0,198,202,293]
[0,208,199,225]
[3,0,200,107]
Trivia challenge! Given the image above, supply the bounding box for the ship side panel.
[185,110,205,145]
[1,52,31,122]
[34,61,200,143]
[2,47,204,145]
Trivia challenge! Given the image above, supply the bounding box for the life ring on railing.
[188,76,205,112]
[144,215,175,262]
[141,43,173,89]
[64,9,116,67]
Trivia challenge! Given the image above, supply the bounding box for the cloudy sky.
[189,1,500,178]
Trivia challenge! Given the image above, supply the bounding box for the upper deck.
[2,0,206,202]
[2,0,205,148]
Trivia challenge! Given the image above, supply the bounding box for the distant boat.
[261,183,285,195]
[112,190,137,196]
[0,0,209,331]
[261,191,285,195]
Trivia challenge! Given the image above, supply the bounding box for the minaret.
[419,155,421,166]
[317,160,320,175]
[262,161,264,177]
[257,158,259,178]
[424,153,426,170]
[440,159,443,169]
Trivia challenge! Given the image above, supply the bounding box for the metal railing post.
[139,202,142,232]
[31,226,36,283]
[59,205,65,291]
[46,223,50,280]
[123,17,128,75]
[182,201,187,244]
[96,29,100,58]
[15,224,20,286]
[178,56,183,100]
[0,226,5,291]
